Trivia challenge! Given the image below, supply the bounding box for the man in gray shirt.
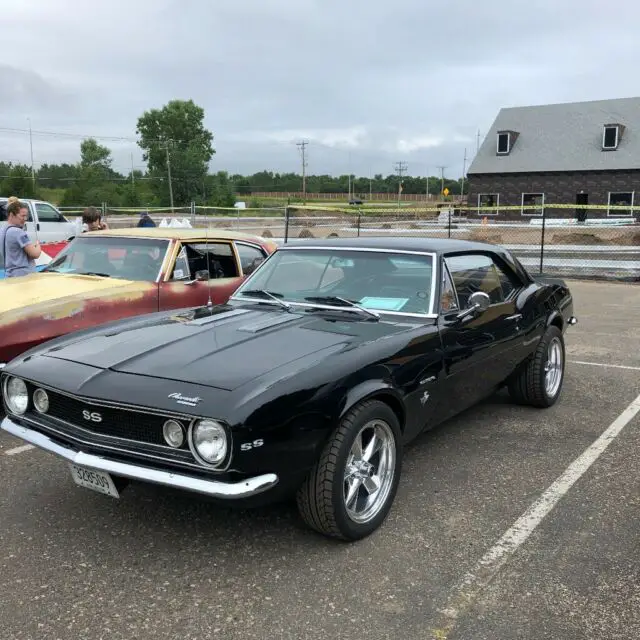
[0,200,42,277]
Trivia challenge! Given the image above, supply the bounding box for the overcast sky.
[1,0,638,179]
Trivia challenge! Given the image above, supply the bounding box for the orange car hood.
[0,272,156,320]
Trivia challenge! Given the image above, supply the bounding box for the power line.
[0,126,210,146]
[0,126,137,142]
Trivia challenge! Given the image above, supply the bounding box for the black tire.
[508,325,565,408]
[296,399,402,541]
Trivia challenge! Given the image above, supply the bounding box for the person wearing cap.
[0,199,41,277]
[137,211,156,227]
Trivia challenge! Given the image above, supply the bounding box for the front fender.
[338,379,404,426]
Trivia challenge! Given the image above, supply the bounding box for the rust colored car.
[0,228,277,368]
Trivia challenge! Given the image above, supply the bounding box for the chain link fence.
[62,203,639,281]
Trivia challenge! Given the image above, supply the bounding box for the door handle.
[506,313,523,321]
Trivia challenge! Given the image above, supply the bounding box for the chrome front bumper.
[1,417,278,499]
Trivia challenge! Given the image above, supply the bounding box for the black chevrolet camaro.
[1,237,576,540]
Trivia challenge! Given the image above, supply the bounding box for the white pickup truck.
[0,198,77,243]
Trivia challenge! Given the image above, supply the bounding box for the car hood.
[0,272,151,316]
[36,305,413,391]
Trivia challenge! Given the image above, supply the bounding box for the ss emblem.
[82,410,103,423]
[240,439,264,451]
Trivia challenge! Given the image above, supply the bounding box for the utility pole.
[27,117,35,190]
[476,129,481,153]
[460,148,467,197]
[394,161,408,208]
[164,141,174,211]
[437,165,447,198]
[131,152,135,186]
[296,140,308,202]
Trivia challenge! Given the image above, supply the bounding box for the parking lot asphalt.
[1,279,638,640]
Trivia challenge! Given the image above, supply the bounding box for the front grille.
[25,382,187,450]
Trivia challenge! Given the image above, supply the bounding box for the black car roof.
[280,236,506,256]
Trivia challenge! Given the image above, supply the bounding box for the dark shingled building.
[467,97,640,221]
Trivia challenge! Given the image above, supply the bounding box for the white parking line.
[431,391,640,639]
[4,444,35,456]
[569,360,640,371]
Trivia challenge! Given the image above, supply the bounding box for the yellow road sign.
[443,188,449,196]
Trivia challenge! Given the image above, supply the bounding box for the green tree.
[136,99,214,206]
[0,165,39,199]
[80,138,112,169]
[203,171,235,207]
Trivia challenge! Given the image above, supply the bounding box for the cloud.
[0,0,639,179]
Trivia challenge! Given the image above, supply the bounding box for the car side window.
[445,254,513,307]
[1,202,33,221]
[183,242,240,279]
[170,246,191,280]
[440,264,460,312]
[234,243,266,275]
[35,203,65,222]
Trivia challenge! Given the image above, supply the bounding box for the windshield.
[234,248,436,315]
[44,236,169,281]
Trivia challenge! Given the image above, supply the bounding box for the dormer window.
[496,130,518,155]
[497,132,510,154]
[602,124,624,150]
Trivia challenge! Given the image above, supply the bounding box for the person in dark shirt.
[137,212,156,227]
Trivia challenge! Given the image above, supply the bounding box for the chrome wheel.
[343,419,396,524]
[544,337,563,397]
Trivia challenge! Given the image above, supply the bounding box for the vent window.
[603,125,620,150]
[497,133,510,154]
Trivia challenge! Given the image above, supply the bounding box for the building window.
[603,125,619,150]
[496,133,510,154]
[521,193,544,216]
[607,192,634,216]
[478,193,499,215]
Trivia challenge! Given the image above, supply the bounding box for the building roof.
[468,97,640,174]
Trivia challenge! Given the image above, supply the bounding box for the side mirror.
[456,291,491,321]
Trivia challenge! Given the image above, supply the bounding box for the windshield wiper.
[304,296,379,321]
[80,272,111,278]
[240,289,291,311]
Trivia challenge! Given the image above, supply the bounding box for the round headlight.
[4,377,29,415]
[162,419,184,448]
[33,388,49,414]
[190,419,228,466]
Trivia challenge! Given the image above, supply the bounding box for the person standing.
[0,199,42,277]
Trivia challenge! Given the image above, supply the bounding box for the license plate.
[69,464,119,498]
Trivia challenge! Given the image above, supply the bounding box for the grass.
[37,187,66,205]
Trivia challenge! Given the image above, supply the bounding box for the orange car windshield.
[44,237,170,281]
